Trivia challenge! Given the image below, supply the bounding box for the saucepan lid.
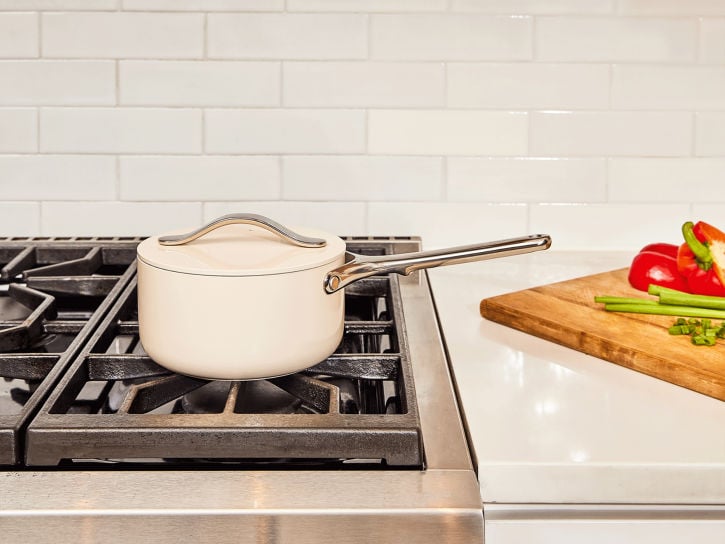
[137,213,346,277]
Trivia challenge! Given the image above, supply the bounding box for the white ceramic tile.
[283,62,444,108]
[205,109,365,154]
[447,158,607,203]
[535,16,696,62]
[207,14,367,60]
[203,201,367,235]
[369,110,527,156]
[42,13,204,59]
[288,0,445,11]
[529,204,690,250]
[0,13,38,58]
[0,109,37,152]
[287,0,447,13]
[612,65,725,109]
[120,156,280,201]
[368,202,528,248]
[40,108,202,153]
[122,0,282,10]
[696,112,725,156]
[610,158,725,203]
[530,112,692,157]
[451,0,613,14]
[120,61,279,107]
[0,202,39,236]
[0,1,116,8]
[692,204,725,223]
[0,61,114,105]
[448,63,609,109]
[370,14,532,61]
[282,156,442,201]
[41,201,202,236]
[618,0,725,15]
[0,155,115,200]
[700,19,725,63]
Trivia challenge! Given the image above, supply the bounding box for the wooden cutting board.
[480,268,725,401]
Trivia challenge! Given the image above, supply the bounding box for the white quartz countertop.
[426,251,725,505]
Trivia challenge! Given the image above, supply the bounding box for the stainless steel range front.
[0,236,483,543]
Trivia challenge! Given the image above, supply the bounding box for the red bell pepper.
[638,242,679,259]
[676,221,725,297]
[628,242,690,292]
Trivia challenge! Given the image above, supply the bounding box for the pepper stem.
[683,221,713,270]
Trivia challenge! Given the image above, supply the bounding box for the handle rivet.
[327,275,340,291]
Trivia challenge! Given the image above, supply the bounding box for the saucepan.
[136,213,551,380]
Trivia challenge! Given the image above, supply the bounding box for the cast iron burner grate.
[0,238,141,465]
[26,240,423,468]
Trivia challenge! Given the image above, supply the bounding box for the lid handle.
[157,213,327,248]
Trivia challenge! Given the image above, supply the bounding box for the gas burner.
[0,284,56,352]
[25,242,422,467]
[0,238,140,465]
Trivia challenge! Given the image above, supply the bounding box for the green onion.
[647,285,725,310]
[601,303,725,319]
[593,296,659,305]
[595,288,725,344]
[665,316,725,346]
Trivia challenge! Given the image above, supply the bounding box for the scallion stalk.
[593,296,659,305]
[647,284,725,310]
[602,303,725,319]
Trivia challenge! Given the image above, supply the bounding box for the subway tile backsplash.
[0,3,724,249]
[370,14,533,61]
[535,16,697,62]
[0,109,38,152]
[0,61,115,106]
[41,12,205,58]
[207,13,368,60]
[39,108,203,153]
[369,110,528,156]
[529,111,693,157]
[0,13,38,58]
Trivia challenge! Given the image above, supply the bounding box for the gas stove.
[0,236,483,543]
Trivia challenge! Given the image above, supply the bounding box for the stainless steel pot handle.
[324,234,552,294]
[158,213,327,248]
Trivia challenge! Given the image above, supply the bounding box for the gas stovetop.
[0,236,482,544]
[0,237,139,465]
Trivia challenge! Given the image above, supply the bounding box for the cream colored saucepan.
[136,213,551,380]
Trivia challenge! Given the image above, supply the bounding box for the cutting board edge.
[481,296,725,402]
